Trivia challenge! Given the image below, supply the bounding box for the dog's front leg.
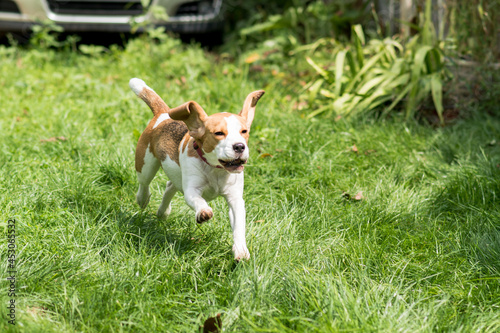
[225,195,250,261]
[184,187,213,224]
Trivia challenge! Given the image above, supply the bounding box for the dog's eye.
[214,131,225,136]
[241,130,248,134]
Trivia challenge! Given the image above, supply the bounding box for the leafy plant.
[240,0,369,43]
[304,0,449,124]
[30,20,80,51]
[225,0,370,55]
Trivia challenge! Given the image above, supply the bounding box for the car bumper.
[0,0,223,33]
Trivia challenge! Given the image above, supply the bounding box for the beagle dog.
[129,78,264,260]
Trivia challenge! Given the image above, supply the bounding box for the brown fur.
[138,87,170,116]
[239,90,265,128]
[153,120,188,164]
[136,117,188,172]
[169,101,207,139]
[181,135,199,158]
[197,208,213,224]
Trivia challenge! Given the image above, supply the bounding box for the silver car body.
[0,0,223,33]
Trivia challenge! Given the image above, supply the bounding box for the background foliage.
[224,0,499,123]
[0,0,499,332]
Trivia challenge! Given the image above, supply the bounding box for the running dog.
[129,78,264,260]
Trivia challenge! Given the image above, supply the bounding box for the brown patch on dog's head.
[197,113,234,153]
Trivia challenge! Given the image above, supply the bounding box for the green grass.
[0,36,499,332]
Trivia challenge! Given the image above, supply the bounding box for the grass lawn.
[0,36,499,332]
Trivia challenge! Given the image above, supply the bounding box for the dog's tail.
[129,78,169,116]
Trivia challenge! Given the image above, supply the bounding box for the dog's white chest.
[202,186,219,202]
[201,172,241,201]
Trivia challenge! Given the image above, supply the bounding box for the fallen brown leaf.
[351,144,358,153]
[342,191,364,202]
[40,136,67,143]
[364,149,376,156]
[26,306,47,316]
[259,153,273,158]
[354,192,364,201]
[203,313,222,333]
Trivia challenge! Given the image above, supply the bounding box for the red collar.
[193,141,223,169]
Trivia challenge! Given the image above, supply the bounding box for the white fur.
[136,145,160,208]
[153,113,171,129]
[129,78,150,96]
[176,149,249,260]
[204,115,249,167]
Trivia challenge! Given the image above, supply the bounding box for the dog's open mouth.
[218,159,247,172]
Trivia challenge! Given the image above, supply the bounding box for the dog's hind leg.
[157,181,177,219]
[136,148,160,209]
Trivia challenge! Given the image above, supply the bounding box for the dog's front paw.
[196,208,213,224]
[233,244,250,261]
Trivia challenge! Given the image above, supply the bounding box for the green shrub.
[305,23,449,123]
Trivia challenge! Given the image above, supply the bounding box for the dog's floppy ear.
[239,90,265,129]
[169,101,208,139]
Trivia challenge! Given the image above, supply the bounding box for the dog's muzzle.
[218,158,247,173]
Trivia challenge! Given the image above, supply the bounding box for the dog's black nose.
[233,143,245,153]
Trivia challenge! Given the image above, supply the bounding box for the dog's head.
[169,90,265,173]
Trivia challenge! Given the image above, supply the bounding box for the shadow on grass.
[430,158,500,274]
[112,209,197,256]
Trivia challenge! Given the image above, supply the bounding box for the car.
[0,0,223,40]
